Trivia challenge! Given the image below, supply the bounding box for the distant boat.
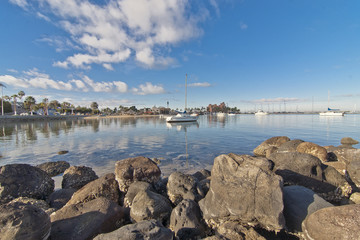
[166,74,198,123]
[228,112,236,116]
[255,110,269,116]
[319,91,344,116]
[216,112,227,117]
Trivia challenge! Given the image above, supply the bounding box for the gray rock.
[66,173,121,206]
[36,161,70,177]
[323,165,352,197]
[192,169,211,181]
[340,137,359,145]
[283,186,333,233]
[93,219,174,240]
[0,202,51,240]
[9,197,50,212]
[115,156,161,192]
[48,188,76,210]
[50,197,126,240]
[124,181,154,207]
[253,136,290,157]
[347,159,360,188]
[276,139,304,153]
[330,148,360,164]
[62,165,98,190]
[130,190,172,224]
[167,172,200,205]
[268,152,336,193]
[199,154,285,231]
[302,204,360,240]
[296,142,328,162]
[0,164,54,204]
[197,178,210,199]
[170,199,207,238]
[216,221,266,240]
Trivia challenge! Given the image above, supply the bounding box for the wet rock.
[170,199,207,239]
[340,137,359,145]
[48,188,76,210]
[115,156,161,192]
[296,142,328,162]
[93,219,173,240]
[124,181,154,207]
[0,202,51,240]
[347,160,360,188]
[199,154,285,231]
[36,161,70,177]
[0,164,54,204]
[130,190,172,224]
[9,197,50,212]
[276,139,304,153]
[50,197,126,240]
[302,204,360,240]
[253,136,290,157]
[66,173,121,206]
[62,165,98,190]
[283,186,333,233]
[167,171,200,205]
[268,152,336,193]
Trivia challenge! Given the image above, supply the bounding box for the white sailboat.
[254,109,269,116]
[166,74,198,123]
[319,91,344,116]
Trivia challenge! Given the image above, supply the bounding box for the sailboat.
[166,74,198,123]
[319,91,344,116]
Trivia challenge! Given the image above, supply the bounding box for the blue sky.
[1,0,359,112]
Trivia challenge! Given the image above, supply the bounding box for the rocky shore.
[0,136,360,239]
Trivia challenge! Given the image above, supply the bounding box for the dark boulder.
[130,190,172,224]
[0,164,54,204]
[192,169,211,181]
[276,139,304,153]
[48,188,76,210]
[62,165,98,190]
[199,154,285,231]
[167,171,201,205]
[36,161,70,177]
[170,199,207,239]
[283,185,333,233]
[50,197,126,240]
[0,202,51,240]
[124,181,154,207]
[302,204,360,240]
[115,156,161,192]
[65,173,121,206]
[253,136,290,157]
[9,197,50,212]
[347,159,360,188]
[93,219,173,240]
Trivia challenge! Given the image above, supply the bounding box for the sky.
[0,0,360,112]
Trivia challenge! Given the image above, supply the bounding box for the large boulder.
[323,165,352,197]
[0,202,51,240]
[36,161,70,177]
[169,199,207,239]
[50,197,126,240]
[296,142,328,162]
[199,154,285,231]
[48,188,76,210]
[124,181,154,207]
[276,139,304,153]
[347,159,360,188]
[0,164,54,204]
[167,172,201,205]
[268,152,336,193]
[93,220,173,240]
[283,185,333,233]
[340,137,359,146]
[253,136,290,157]
[302,204,360,240]
[115,156,161,192]
[65,173,121,206]
[329,148,360,164]
[62,165,98,190]
[130,190,172,224]
[9,197,50,213]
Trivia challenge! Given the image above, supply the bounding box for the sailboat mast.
[185,74,187,112]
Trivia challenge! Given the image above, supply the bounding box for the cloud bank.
[10,0,212,70]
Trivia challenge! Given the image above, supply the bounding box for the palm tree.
[11,94,18,115]
[24,96,36,112]
[0,83,6,116]
[42,98,49,115]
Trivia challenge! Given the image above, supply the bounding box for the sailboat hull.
[319,111,344,116]
[166,114,198,122]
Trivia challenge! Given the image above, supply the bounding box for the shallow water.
[1,114,359,177]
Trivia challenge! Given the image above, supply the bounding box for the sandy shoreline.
[0,114,160,123]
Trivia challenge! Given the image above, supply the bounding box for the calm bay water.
[1,114,359,177]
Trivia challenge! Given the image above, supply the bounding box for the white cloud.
[188,82,211,87]
[240,22,248,30]
[15,0,209,69]
[103,63,114,71]
[132,82,166,95]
